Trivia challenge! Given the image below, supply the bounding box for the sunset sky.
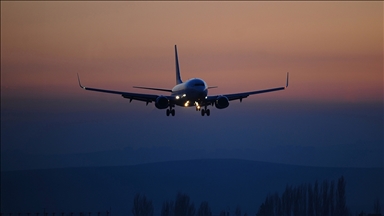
[1,1,383,170]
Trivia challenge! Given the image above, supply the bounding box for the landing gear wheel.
[206,109,210,116]
[171,109,175,116]
[201,109,205,116]
[166,109,170,116]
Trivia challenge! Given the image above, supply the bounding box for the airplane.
[77,45,289,117]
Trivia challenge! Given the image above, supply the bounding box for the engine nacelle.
[155,96,169,109]
[215,96,229,109]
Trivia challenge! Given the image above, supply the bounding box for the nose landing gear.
[195,102,201,111]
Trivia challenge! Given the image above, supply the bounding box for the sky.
[1,1,383,170]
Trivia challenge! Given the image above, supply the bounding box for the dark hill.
[1,159,383,215]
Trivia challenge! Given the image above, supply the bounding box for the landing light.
[176,96,180,100]
[184,101,190,107]
[182,94,186,97]
[194,102,200,109]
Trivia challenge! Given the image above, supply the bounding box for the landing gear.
[201,108,210,116]
[166,107,175,116]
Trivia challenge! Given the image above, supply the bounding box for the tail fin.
[175,45,183,84]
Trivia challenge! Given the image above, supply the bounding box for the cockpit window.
[194,83,205,86]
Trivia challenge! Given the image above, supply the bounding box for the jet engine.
[155,96,169,109]
[215,96,229,109]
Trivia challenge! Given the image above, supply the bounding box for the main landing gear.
[201,108,210,116]
[166,106,175,116]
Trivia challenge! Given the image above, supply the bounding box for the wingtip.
[77,73,85,89]
[286,72,289,88]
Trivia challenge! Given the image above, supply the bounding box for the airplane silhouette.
[77,45,289,116]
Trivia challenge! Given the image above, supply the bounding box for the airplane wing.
[77,74,164,104]
[206,72,289,103]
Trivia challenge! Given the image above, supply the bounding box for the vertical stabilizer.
[175,45,183,84]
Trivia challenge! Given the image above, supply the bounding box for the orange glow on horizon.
[1,2,382,104]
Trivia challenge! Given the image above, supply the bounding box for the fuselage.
[171,78,208,107]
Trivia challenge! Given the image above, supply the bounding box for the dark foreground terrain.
[1,159,383,215]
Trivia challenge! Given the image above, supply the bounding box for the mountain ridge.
[4,148,383,172]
